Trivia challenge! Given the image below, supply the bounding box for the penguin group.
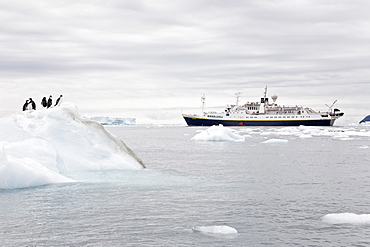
[23,95,63,111]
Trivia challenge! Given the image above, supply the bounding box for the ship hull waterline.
[183,116,335,127]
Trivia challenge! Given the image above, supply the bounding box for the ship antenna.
[264,86,267,98]
[201,94,206,113]
[235,92,242,106]
[325,100,337,113]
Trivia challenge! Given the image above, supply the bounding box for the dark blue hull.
[183,116,334,126]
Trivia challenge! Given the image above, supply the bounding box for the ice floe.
[358,145,369,149]
[261,138,289,144]
[322,213,370,225]
[189,124,370,143]
[232,125,370,140]
[192,225,238,234]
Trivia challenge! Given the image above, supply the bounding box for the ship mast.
[201,94,206,113]
[263,86,267,99]
[235,92,242,106]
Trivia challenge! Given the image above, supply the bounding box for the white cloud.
[0,0,369,124]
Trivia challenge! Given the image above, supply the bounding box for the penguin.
[54,95,63,107]
[41,97,47,108]
[22,100,29,111]
[27,99,33,110]
[29,98,36,110]
[47,95,52,108]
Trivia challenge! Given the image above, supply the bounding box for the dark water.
[1,125,370,246]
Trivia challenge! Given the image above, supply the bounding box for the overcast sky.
[1,0,369,124]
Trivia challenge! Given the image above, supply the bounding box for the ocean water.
[1,125,370,246]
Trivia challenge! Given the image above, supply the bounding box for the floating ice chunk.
[261,138,289,144]
[340,137,355,141]
[358,145,369,149]
[191,125,245,142]
[243,125,370,139]
[332,133,350,139]
[192,225,238,234]
[322,213,370,225]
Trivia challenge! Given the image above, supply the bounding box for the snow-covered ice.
[0,103,144,189]
[322,213,370,225]
[191,125,245,142]
[192,225,238,234]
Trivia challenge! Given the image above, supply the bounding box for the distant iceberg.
[359,115,370,124]
[87,116,136,125]
[0,103,145,189]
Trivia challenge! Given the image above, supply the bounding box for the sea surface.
[1,125,370,246]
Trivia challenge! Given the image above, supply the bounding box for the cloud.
[0,0,369,124]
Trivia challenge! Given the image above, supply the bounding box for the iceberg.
[191,125,245,142]
[87,116,136,125]
[0,103,145,189]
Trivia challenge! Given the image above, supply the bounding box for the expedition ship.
[182,87,344,126]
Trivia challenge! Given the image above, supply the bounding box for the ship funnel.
[271,94,278,103]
